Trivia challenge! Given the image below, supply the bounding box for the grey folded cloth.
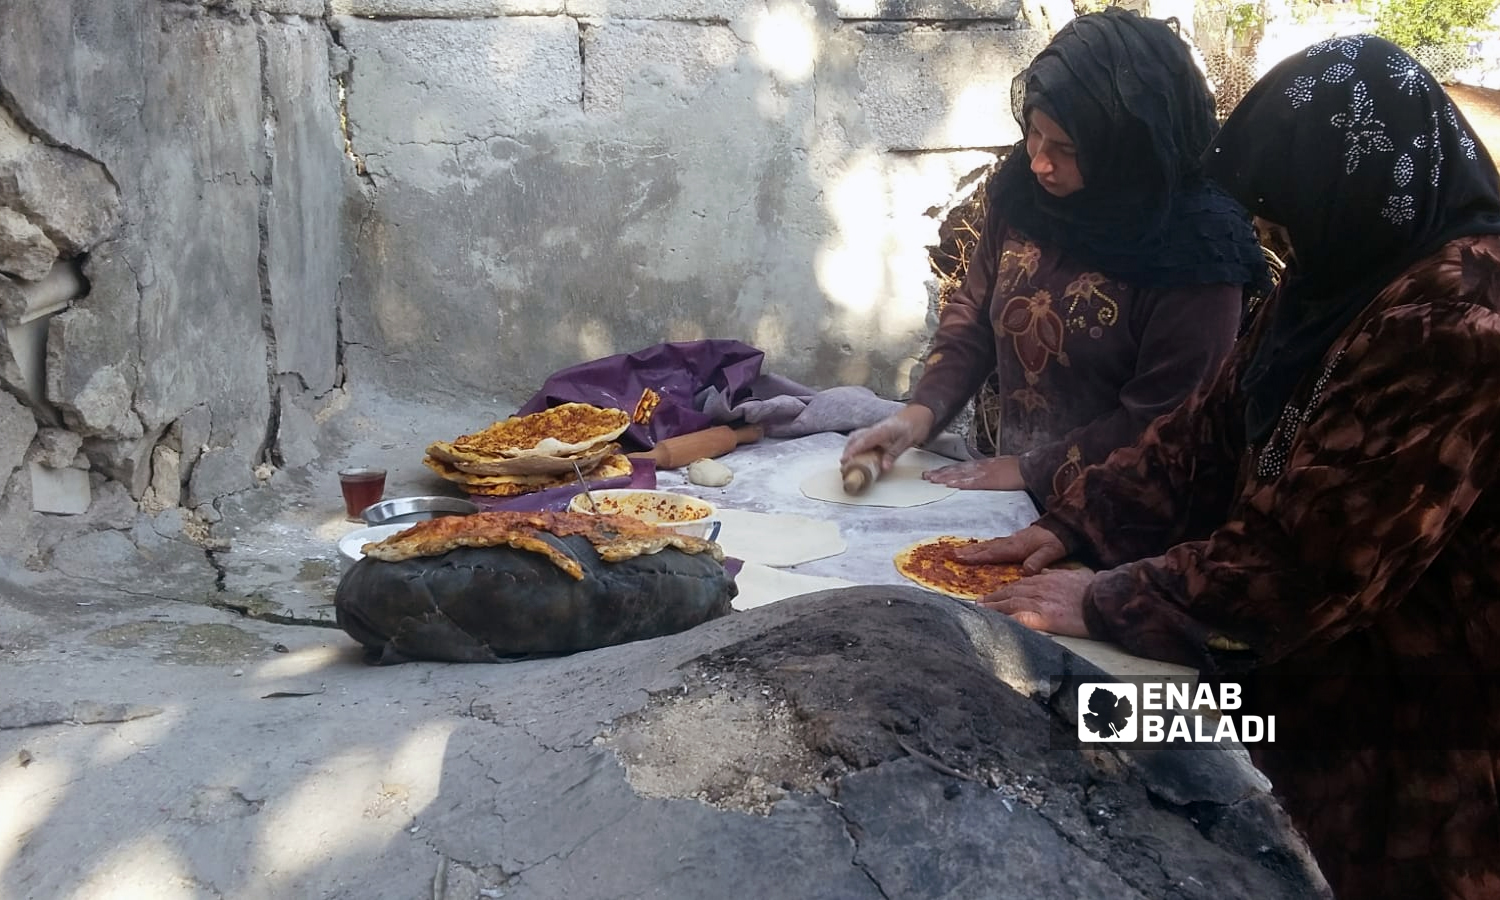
[700,379,905,438]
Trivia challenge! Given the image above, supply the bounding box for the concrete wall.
[0,0,1045,552]
[335,0,1045,404]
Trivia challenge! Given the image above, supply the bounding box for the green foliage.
[1375,0,1499,50]
[1226,1,1265,41]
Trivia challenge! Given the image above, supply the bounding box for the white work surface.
[658,432,1037,585]
[656,431,1197,687]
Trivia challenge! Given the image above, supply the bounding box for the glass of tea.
[338,466,387,521]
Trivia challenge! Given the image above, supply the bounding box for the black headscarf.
[987,7,1268,290]
[1205,36,1500,443]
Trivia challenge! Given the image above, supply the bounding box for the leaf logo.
[1077,683,1138,742]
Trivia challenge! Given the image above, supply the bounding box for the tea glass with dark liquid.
[339,467,387,521]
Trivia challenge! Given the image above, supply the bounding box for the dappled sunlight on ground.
[252,721,455,881]
[0,753,72,872]
[253,643,350,682]
[71,836,202,900]
[87,709,182,769]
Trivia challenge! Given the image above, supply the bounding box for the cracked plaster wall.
[0,0,1044,562]
[335,0,1047,406]
[0,1,352,564]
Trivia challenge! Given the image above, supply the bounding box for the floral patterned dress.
[910,217,1243,504]
[1040,235,1500,898]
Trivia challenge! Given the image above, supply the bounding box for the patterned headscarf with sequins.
[1205,35,1500,444]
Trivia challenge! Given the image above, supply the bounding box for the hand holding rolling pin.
[839,405,935,494]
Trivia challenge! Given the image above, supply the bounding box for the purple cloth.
[472,459,659,513]
[517,340,767,451]
[515,339,904,456]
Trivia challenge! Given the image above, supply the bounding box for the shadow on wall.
[333,0,1048,410]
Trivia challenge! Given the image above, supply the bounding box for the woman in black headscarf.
[843,8,1267,508]
[970,36,1500,898]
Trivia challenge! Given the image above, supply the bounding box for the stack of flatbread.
[424,403,634,497]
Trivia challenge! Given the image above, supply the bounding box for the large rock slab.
[263,19,345,397]
[424,586,1328,898]
[0,577,1328,898]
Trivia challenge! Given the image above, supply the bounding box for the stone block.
[33,427,81,468]
[82,430,159,500]
[0,391,36,483]
[256,0,326,13]
[0,109,121,255]
[177,405,212,473]
[275,388,321,470]
[187,445,258,506]
[0,262,86,325]
[0,207,57,281]
[583,21,744,112]
[29,460,89,514]
[833,0,1021,19]
[264,20,344,396]
[141,444,182,513]
[130,17,267,441]
[48,353,143,440]
[336,17,581,161]
[0,465,38,564]
[87,476,140,530]
[332,0,562,14]
[46,250,139,438]
[565,0,756,21]
[3,315,50,411]
[852,27,1049,150]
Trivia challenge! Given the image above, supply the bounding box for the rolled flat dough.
[799,447,959,508]
[732,563,857,611]
[715,508,846,567]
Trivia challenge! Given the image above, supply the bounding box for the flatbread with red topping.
[894,535,1028,601]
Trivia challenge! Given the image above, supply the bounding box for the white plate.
[337,524,413,571]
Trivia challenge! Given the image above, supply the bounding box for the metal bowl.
[360,495,478,526]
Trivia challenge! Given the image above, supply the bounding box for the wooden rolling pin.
[841,450,883,495]
[628,424,764,470]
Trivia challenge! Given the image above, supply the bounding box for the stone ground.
[0,394,1332,899]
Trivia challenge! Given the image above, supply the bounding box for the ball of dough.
[687,457,734,487]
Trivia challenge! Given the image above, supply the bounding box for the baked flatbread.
[451,403,630,459]
[426,440,618,476]
[362,509,724,575]
[894,535,1027,601]
[423,453,632,496]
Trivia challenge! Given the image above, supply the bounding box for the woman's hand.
[956,525,1067,573]
[923,456,1024,491]
[842,405,935,472]
[977,568,1096,637]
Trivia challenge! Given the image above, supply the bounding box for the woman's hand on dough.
[957,526,1067,574]
[842,405,935,472]
[922,456,1024,491]
[977,568,1094,637]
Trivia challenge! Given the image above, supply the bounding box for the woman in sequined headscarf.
[963,37,1500,898]
[842,8,1268,508]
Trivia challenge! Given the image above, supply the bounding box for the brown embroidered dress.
[1039,235,1500,898]
[909,220,1242,502]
